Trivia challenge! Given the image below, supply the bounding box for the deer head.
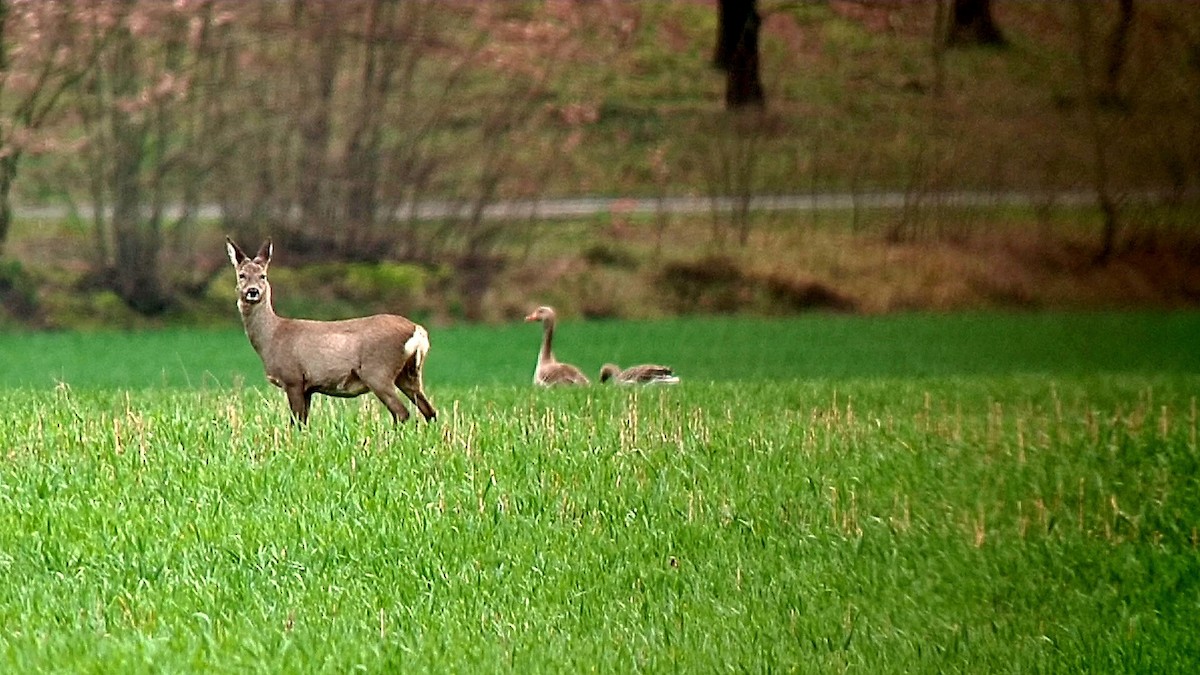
[226,237,273,307]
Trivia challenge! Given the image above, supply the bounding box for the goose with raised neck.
[524,306,590,386]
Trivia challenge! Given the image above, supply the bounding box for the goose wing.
[537,362,591,386]
[620,364,679,384]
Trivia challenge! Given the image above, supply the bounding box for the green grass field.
[1,312,1198,671]
[2,310,1199,388]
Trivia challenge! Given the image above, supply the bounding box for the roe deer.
[226,237,436,425]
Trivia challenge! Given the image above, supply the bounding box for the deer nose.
[244,287,261,302]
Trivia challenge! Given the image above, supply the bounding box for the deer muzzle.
[243,287,263,303]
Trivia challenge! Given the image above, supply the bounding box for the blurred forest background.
[0,0,1198,328]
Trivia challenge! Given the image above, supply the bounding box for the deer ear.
[254,239,273,266]
[226,237,246,267]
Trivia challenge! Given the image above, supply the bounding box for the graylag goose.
[599,363,680,385]
[525,306,590,386]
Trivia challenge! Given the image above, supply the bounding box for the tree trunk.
[343,0,399,260]
[295,2,341,243]
[1097,194,1118,263]
[1072,0,1121,264]
[712,0,738,70]
[108,14,166,314]
[947,0,1006,47]
[714,0,765,108]
[931,0,948,96]
[0,155,16,257]
[1103,0,1135,104]
[0,0,10,255]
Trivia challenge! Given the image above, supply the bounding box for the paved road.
[14,189,1141,223]
[448,190,1106,220]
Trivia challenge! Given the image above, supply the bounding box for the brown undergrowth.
[6,209,1200,329]
[488,210,1200,323]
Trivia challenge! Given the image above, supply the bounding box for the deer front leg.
[285,384,310,425]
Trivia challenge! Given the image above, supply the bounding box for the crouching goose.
[525,306,590,386]
[599,363,680,385]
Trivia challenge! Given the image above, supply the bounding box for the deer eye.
[238,273,246,280]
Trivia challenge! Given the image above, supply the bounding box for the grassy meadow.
[0,312,1199,671]
[2,310,1199,388]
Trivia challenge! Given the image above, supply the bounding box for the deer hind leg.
[362,372,411,423]
[397,358,437,422]
[285,385,311,425]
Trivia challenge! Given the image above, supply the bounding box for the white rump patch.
[405,325,430,369]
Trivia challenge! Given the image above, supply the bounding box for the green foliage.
[657,255,855,314]
[0,260,38,325]
[38,289,148,331]
[581,243,640,270]
[342,262,426,300]
[263,262,428,322]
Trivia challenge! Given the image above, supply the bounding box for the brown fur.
[227,237,436,424]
